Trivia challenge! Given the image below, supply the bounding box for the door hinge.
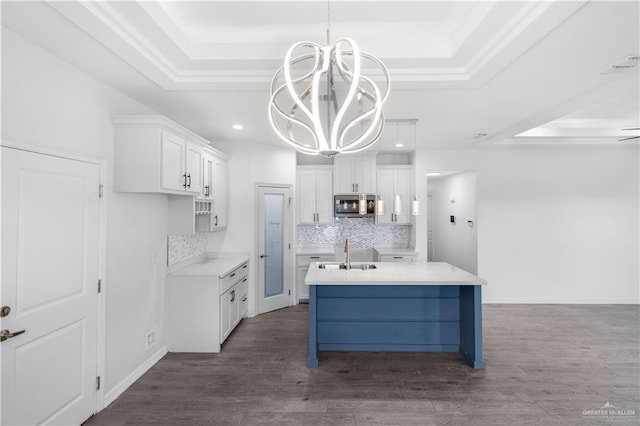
[96,376,101,391]
[288,290,291,296]
[98,279,102,293]
[98,184,104,198]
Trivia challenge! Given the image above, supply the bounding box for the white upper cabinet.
[333,154,376,194]
[297,166,333,224]
[160,132,203,193]
[112,115,220,196]
[377,165,413,224]
[212,155,228,230]
[201,150,215,200]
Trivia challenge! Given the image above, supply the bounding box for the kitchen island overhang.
[305,262,487,369]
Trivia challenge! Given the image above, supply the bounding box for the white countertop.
[374,247,419,256]
[168,255,249,277]
[305,261,486,286]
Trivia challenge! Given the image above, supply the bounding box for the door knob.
[0,329,26,342]
[260,254,268,258]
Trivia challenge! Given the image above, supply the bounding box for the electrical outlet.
[146,329,156,348]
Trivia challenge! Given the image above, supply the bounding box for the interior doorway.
[256,184,293,314]
[1,147,101,425]
[426,171,478,274]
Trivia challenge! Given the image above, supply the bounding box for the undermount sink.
[317,262,377,270]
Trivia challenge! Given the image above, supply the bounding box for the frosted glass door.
[257,185,292,314]
[264,193,284,298]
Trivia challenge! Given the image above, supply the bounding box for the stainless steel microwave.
[334,194,376,218]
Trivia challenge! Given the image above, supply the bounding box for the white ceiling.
[2,1,639,151]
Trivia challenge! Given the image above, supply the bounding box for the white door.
[257,185,292,314]
[213,157,228,229]
[1,147,100,425]
[394,169,412,224]
[315,169,334,224]
[160,131,185,191]
[296,170,317,224]
[185,141,203,194]
[376,169,395,224]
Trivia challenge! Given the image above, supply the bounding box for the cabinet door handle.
[356,183,359,193]
[242,278,247,283]
[260,254,268,258]
[242,264,248,269]
[230,273,236,278]
[242,297,247,302]
[310,256,320,259]
[393,256,403,259]
[186,174,191,188]
[230,290,235,302]
[182,173,187,188]
[214,215,218,226]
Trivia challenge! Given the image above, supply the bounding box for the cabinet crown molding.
[110,115,228,160]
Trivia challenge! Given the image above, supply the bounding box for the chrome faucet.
[344,238,351,269]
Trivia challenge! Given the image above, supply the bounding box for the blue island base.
[307,284,484,369]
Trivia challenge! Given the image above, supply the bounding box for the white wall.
[1,29,169,399]
[415,147,639,304]
[207,141,297,316]
[428,171,478,274]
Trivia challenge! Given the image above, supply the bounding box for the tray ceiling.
[2,1,639,149]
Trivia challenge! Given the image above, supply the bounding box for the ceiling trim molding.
[46,0,588,90]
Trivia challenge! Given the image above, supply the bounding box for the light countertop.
[168,255,249,277]
[305,261,486,286]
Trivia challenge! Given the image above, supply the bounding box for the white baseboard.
[103,345,168,409]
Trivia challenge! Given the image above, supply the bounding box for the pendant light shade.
[358,193,367,215]
[376,196,385,215]
[268,38,391,157]
[393,195,402,215]
[411,196,420,216]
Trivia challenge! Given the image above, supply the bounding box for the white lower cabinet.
[296,253,335,301]
[377,254,417,262]
[166,259,248,353]
[374,248,418,263]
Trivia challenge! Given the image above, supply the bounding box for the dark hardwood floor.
[86,304,639,425]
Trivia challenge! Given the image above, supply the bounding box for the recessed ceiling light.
[232,124,244,130]
[427,172,441,177]
[395,143,404,148]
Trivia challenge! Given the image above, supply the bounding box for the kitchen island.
[305,261,486,369]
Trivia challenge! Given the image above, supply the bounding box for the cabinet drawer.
[297,254,334,267]
[220,262,249,293]
[379,255,417,263]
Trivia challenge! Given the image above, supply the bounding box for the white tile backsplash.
[167,233,208,266]
[297,218,410,250]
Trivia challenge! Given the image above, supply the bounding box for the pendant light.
[358,193,367,215]
[376,195,385,215]
[268,1,391,157]
[393,195,402,216]
[411,196,420,216]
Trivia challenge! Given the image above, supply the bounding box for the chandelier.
[268,11,391,157]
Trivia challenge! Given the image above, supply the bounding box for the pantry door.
[1,147,100,425]
[257,185,293,314]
